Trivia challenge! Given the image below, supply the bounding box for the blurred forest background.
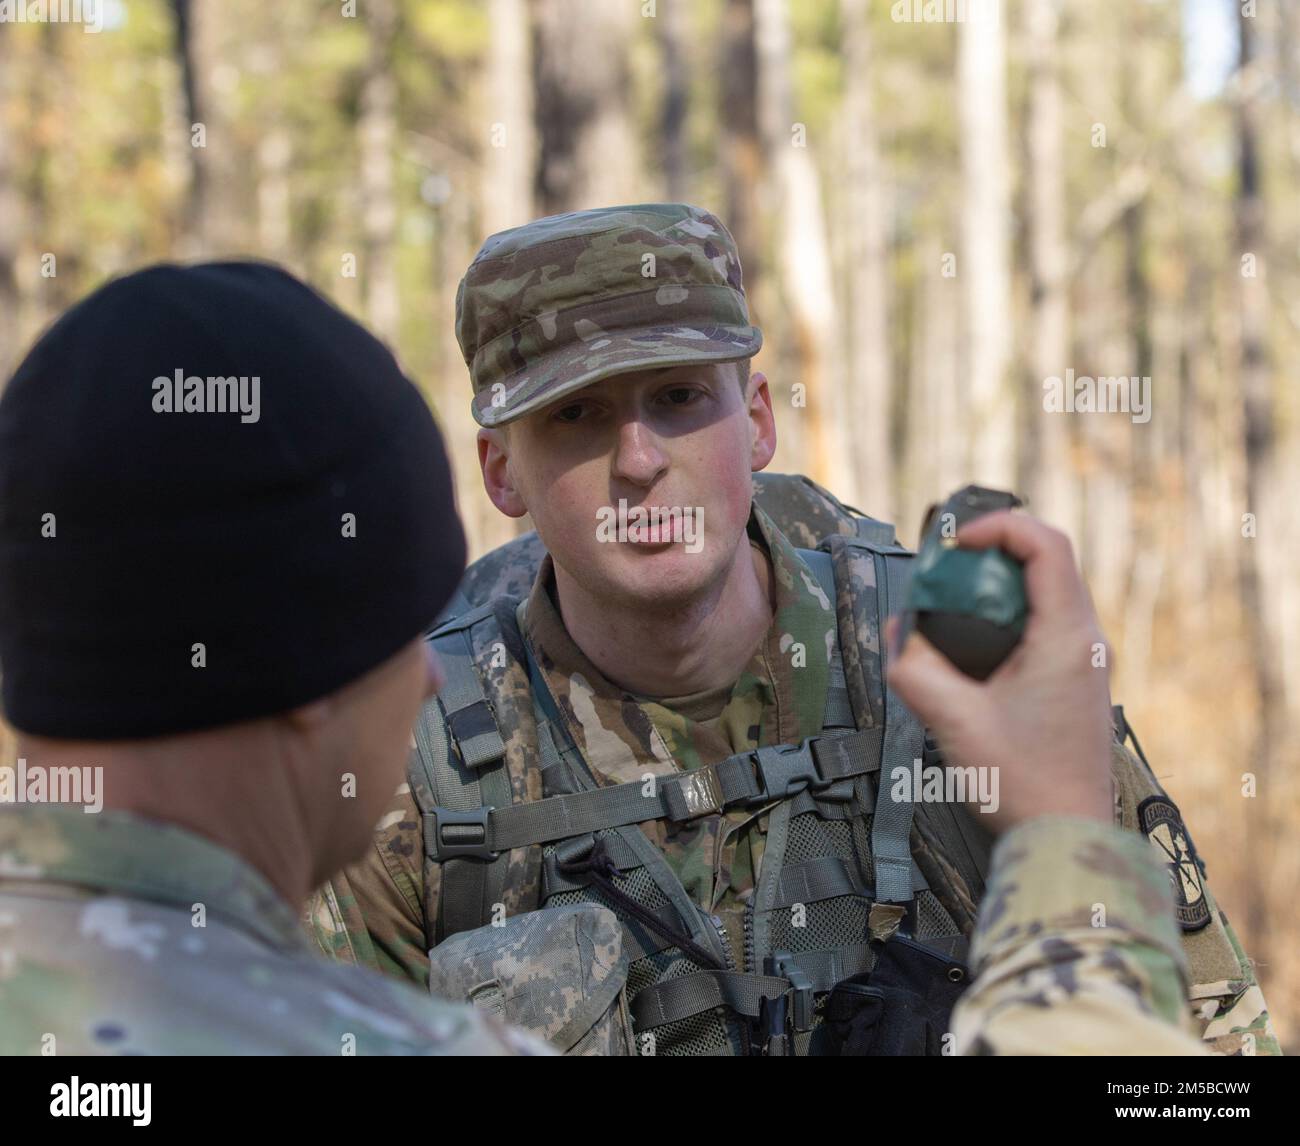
[0,0,1297,1048]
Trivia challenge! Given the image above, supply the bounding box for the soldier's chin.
[604,541,714,597]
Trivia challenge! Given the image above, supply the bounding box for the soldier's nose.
[611,420,668,486]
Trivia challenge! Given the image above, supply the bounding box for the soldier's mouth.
[594,499,706,552]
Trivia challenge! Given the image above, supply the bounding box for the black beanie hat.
[0,261,467,739]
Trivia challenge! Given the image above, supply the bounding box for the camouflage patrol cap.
[455,203,763,428]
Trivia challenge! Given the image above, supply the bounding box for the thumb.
[886,627,983,729]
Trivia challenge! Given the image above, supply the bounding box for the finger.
[884,615,901,661]
[955,511,1092,622]
[887,628,982,729]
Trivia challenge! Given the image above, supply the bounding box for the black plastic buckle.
[771,950,815,1033]
[753,739,822,800]
[426,807,497,861]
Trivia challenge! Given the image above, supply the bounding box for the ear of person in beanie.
[0,261,466,740]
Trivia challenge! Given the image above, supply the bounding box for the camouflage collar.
[743,501,835,743]
[0,804,307,952]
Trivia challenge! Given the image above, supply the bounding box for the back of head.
[0,261,465,739]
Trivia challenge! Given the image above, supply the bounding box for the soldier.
[309,203,1277,1056]
[0,263,547,1055]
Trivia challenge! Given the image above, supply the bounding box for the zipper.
[743,898,756,974]
[705,912,736,971]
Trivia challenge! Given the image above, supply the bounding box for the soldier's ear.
[478,427,529,518]
[748,371,777,472]
[285,696,333,730]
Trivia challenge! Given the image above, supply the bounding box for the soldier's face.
[479,363,777,609]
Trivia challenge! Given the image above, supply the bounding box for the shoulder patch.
[1137,795,1211,932]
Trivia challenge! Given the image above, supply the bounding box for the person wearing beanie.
[0,262,547,1055]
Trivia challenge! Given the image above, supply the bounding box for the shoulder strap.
[833,533,992,906]
[797,547,855,730]
[832,533,922,904]
[408,603,515,945]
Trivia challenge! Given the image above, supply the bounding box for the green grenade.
[902,486,1027,680]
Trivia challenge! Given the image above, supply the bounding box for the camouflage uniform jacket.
[308,503,1278,1055]
[954,816,1209,1055]
[0,804,549,1055]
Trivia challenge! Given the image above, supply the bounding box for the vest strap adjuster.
[425,807,498,861]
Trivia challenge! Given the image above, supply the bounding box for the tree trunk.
[1234,4,1286,952]
[903,237,963,545]
[958,6,1014,487]
[839,0,893,519]
[754,0,853,500]
[533,0,639,214]
[719,0,763,284]
[483,0,535,235]
[1023,0,1076,535]
[359,0,400,345]
[169,0,208,258]
[173,0,241,258]
[658,0,688,202]
[0,30,22,378]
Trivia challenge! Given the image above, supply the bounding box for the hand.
[885,511,1114,835]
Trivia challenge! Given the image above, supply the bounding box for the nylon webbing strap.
[426,727,884,858]
[540,833,646,896]
[868,543,925,904]
[799,547,856,730]
[630,969,792,1031]
[424,623,511,940]
[779,943,874,991]
[772,854,869,910]
[409,691,455,952]
[429,584,473,634]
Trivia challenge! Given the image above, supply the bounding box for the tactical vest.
[408,478,994,1055]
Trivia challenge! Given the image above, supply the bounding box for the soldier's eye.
[552,403,586,424]
[662,387,701,406]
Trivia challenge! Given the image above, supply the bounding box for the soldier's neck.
[553,537,775,699]
[19,730,320,912]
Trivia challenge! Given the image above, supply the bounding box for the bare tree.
[169,0,208,257]
[719,0,762,280]
[1023,0,1077,536]
[0,31,22,379]
[533,0,640,214]
[754,0,853,501]
[1234,3,1287,950]
[483,0,535,235]
[359,0,400,344]
[839,0,893,519]
[958,5,1014,487]
[658,0,689,202]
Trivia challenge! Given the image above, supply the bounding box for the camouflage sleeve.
[303,781,434,990]
[1182,881,1279,1055]
[1108,737,1282,1055]
[952,816,1209,1056]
